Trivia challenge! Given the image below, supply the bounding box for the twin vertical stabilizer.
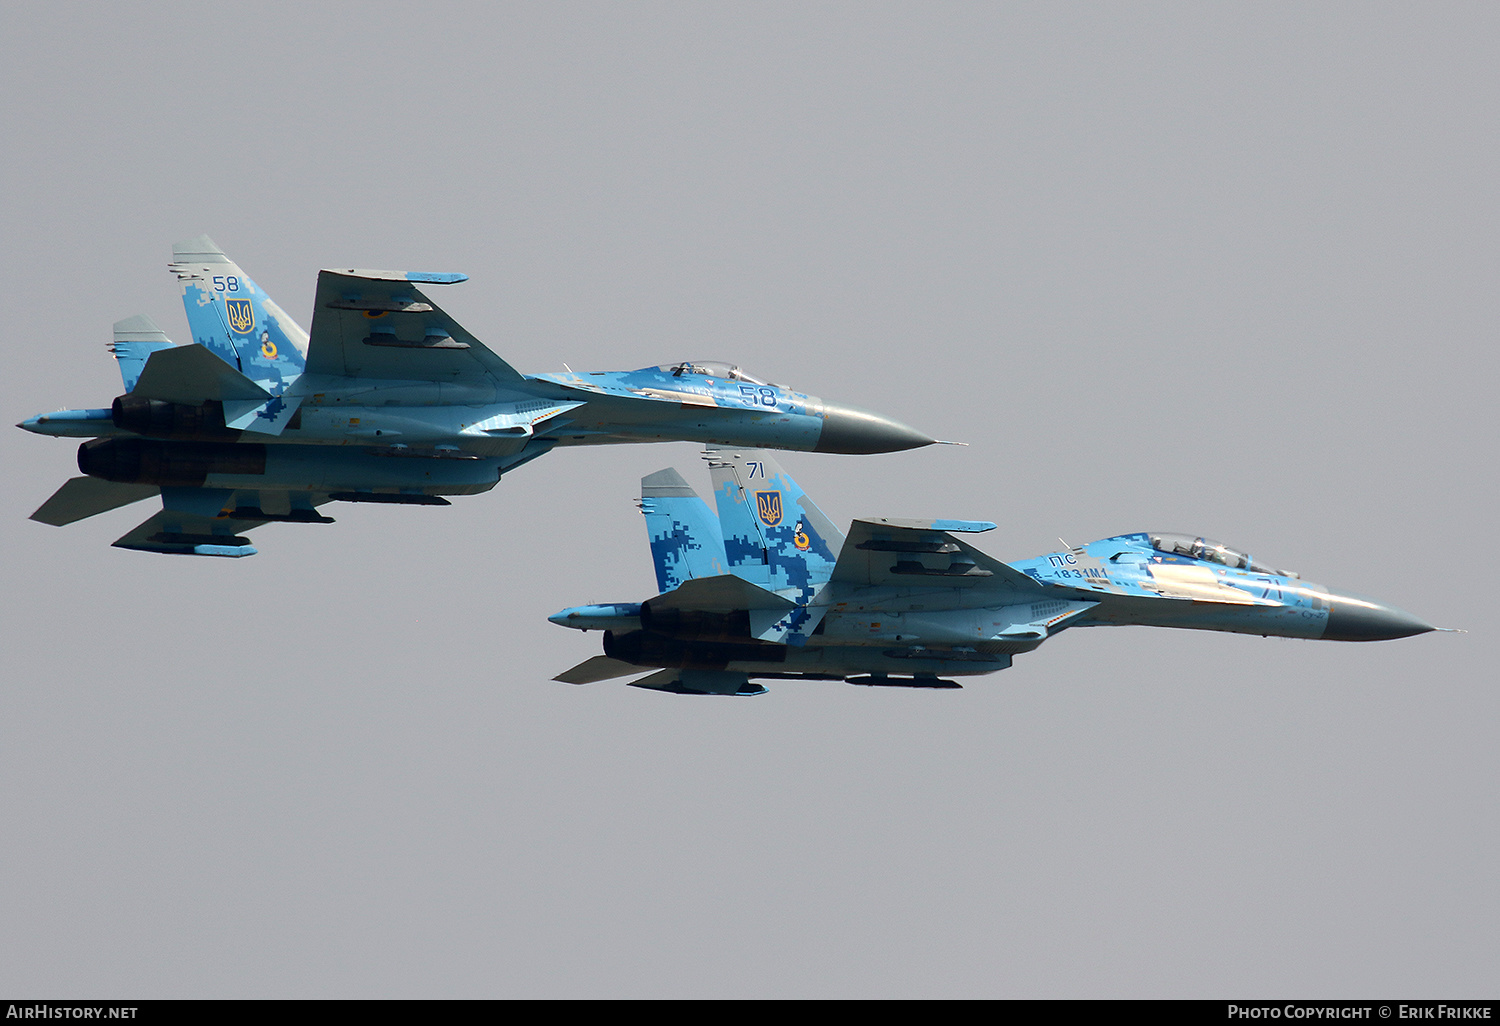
[705,449,843,597]
[109,315,176,392]
[635,449,843,645]
[169,234,308,395]
[640,449,844,604]
[640,467,727,592]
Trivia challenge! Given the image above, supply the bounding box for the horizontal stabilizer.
[30,477,158,526]
[627,669,767,697]
[651,573,797,614]
[132,344,272,404]
[554,656,647,685]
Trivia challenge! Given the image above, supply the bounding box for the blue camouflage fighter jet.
[20,237,935,556]
[549,450,1448,695]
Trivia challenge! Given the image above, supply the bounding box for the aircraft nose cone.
[814,402,935,454]
[1322,592,1435,641]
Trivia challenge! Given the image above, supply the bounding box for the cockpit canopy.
[660,360,770,385]
[1148,532,1297,578]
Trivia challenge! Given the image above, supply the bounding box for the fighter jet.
[549,450,1447,695]
[20,236,934,556]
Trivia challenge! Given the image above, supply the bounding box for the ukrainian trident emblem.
[755,491,783,527]
[225,297,255,334]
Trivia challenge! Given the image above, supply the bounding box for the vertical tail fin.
[639,468,727,593]
[706,449,843,596]
[169,235,307,394]
[109,315,176,392]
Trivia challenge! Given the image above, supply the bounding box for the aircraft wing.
[830,518,1045,593]
[303,269,526,386]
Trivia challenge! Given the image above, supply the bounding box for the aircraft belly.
[724,648,1010,678]
[820,601,1090,646]
[537,395,823,450]
[1083,594,1328,638]
[723,640,1011,675]
[199,446,502,494]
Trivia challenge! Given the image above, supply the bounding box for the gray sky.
[2,2,1495,998]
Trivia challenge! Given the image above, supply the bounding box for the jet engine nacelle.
[111,396,240,440]
[77,437,503,495]
[79,437,266,487]
[603,630,785,670]
[638,603,751,641]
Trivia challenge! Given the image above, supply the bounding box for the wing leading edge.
[830,518,1042,593]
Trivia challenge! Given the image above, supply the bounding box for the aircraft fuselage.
[555,531,1436,687]
[23,368,932,507]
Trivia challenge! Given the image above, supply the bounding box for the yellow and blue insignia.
[225,297,255,334]
[260,337,278,359]
[794,529,811,551]
[755,490,783,527]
